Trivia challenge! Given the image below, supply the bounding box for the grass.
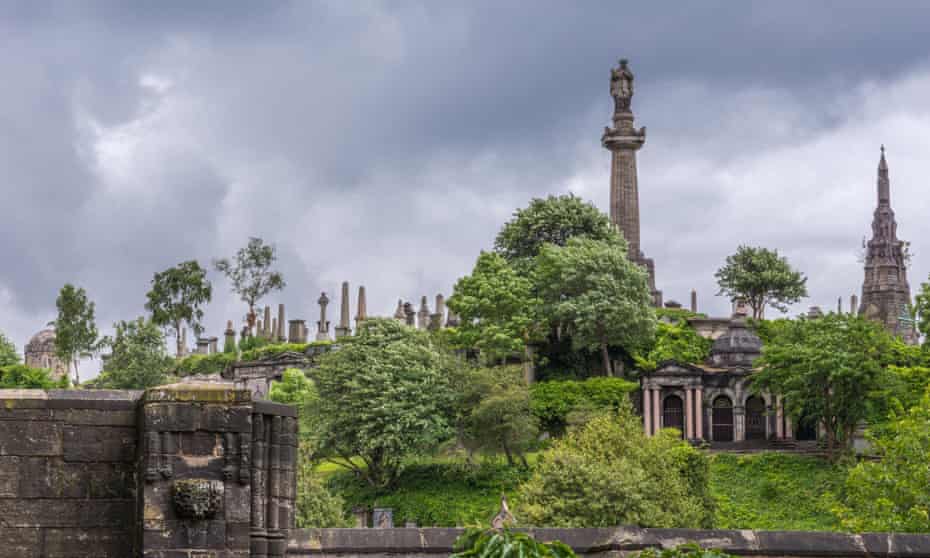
[708,452,846,531]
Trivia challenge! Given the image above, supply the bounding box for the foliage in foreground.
[312,318,458,488]
[518,408,712,528]
[835,392,930,533]
[0,364,69,389]
[0,330,19,367]
[635,544,732,558]
[96,318,174,389]
[529,377,637,435]
[452,529,575,558]
[709,453,843,531]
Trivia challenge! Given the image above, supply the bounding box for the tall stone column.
[685,389,694,439]
[356,286,368,329]
[393,299,406,322]
[335,281,351,339]
[316,292,331,341]
[642,385,652,436]
[735,407,745,442]
[695,387,704,440]
[264,306,272,339]
[602,58,660,305]
[417,296,430,330]
[776,395,784,439]
[652,388,661,433]
[277,304,286,342]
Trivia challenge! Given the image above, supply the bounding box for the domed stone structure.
[706,317,763,369]
[24,329,70,380]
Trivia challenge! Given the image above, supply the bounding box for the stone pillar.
[264,306,272,339]
[652,388,661,432]
[208,337,218,354]
[139,383,253,557]
[356,286,368,330]
[316,292,331,341]
[851,294,858,315]
[685,388,694,439]
[335,282,351,339]
[224,321,236,354]
[785,413,794,439]
[776,395,784,439]
[196,338,210,355]
[277,304,286,342]
[403,302,416,327]
[642,385,652,436]
[837,297,842,314]
[690,289,698,313]
[695,387,704,440]
[429,293,445,331]
[393,299,406,322]
[288,320,306,344]
[735,407,745,441]
[417,296,430,330]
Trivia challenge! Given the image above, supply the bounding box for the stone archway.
[745,395,766,440]
[712,395,734,442]
[663,395,684,437]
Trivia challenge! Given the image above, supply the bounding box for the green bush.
[636,544,732,558]
[518,406,712,528]
[238,335,271,352]
[452,528,575,558]
[241,342,315,362]
[530,377,637,435]
[175,352,236,376]
[634,320,711,372]
[0,365,68,389]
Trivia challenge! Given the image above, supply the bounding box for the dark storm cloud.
[3,1,930,370]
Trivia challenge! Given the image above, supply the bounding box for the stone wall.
[0,389,141,558]
[287,528,930,558]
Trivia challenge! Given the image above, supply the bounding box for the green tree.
[0,364,68,389]
[97,318,173,389]
[634,319,712,372]
[51,284,99,385]
[0,330,19,367]
[312,318,457,488]
[518,406,712,528]
[494,194,616,264]
[535,237,656,377]
[214,237,286,330]
[753,314,892,460]
[714,246,808,320]
[913,276,930,343]
[457,365,539,466]
[448,252,544,374]
[835,391,930,533]
[145,260,213,357]
[270,368,320,447]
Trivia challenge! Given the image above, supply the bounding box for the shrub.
[0,365,68,389]
[175,352,236,376]
[635,544,732,558]
[452,528,575,558]
[634,320,711,372]
[518,405,712,528]
[240,342,315,362]
[530,377,637,435]
[238,335,271,353]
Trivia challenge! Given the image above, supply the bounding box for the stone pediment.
[652,360,705,376]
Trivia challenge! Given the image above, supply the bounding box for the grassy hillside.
[320,452,847,530]
[709,453,845,531]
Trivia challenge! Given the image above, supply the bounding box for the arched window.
[712,395,733,442]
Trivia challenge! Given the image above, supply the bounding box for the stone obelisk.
[335,281,351,339]
[602,59,661,306]
[355,286,368,329]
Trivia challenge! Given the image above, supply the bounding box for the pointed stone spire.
[316,292,331,341]
[355,286,368,329]
[336,281,351,339]
[878,145,890,206]
[394,299,406,321]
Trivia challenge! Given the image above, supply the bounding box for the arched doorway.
[712,395,733,442]
[745,396,766,440]
[663,395,684,437]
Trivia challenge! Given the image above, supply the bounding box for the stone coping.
[255,399,299,417]
[0,389,143,410]
[143,382,252,403]
[288,528,930,557]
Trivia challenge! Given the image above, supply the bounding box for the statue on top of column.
[610,59,634,113]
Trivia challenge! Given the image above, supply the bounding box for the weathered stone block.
[53,408,136,426]
[44,527,133,557]
[181,431,222,456]
[145,403,199,431]
[0,527,40,558]
[203,405,252,433]
[0,500,134,528]
[0,408,53,421]
[0,421,61,456]
[63,425,136,462]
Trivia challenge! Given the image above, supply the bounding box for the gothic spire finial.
[878,145,890,204]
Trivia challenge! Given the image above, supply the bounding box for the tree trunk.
[501,438,514,467]
[601,341,613,377]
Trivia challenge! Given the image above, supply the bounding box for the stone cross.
[355,285,368,330]
[317,292,331,341]
[335,281,351,339]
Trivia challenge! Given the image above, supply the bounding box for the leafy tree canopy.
[535,237,656,376]
[51,284,99,385]
[518,406,712,528]
[214,237,286,323]
[913,275,930,344]
[0,364,68,389]
[96,317,174,390]
[634,319,711,372]
[494,194,617,264]
[835,390,930,533]
[530,377,637,435]
[0,330,19,367]
[447,252,544,369]
[311,318,458,488]
[146,260,212,357]
[715,246,808,320]
[753,314,893,459]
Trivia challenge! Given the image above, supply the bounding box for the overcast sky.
[4,1,930,377]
